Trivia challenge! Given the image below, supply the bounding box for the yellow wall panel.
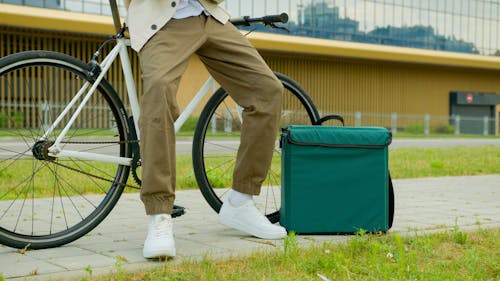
[260,53,500,118]
[1,25,500,130]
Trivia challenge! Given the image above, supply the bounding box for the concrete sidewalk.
[1,175,499,280]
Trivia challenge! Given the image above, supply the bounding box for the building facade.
[0,1,500,134]
[2,0,498,56]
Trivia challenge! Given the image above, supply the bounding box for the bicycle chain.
[50,145,186,218]
[56,140,142,189]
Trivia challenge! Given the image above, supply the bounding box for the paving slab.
[0,174,499,280]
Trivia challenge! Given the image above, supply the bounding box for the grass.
[1,145,499,199]
[181,145,500,189]
[0,160,128,200]
[394,133,500,139]
[0,128,118,138]
[389,145,500,178]
[87,227,500,281]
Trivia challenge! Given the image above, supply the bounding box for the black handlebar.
[230,13,289,27]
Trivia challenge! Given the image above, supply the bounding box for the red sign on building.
[466,93,473,104]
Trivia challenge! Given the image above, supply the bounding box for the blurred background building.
[1,0,498,56]
[1,0,500,135]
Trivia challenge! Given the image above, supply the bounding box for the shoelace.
[152,216,172,238]
[246,202,272,225]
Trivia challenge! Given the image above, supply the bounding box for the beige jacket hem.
[124,0,230,52]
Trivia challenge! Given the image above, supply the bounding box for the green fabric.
[280,126,391,233]
[286,125,392,147]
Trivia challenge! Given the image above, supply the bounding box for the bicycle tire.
[192,72,320,223]
[0,51,131,249]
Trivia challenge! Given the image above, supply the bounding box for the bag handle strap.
[388,172,394,229]
[314,114,345,126]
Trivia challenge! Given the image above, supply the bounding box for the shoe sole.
[143,249,176,259]
[218,216,287,240]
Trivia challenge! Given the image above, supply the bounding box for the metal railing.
[1,104,498,136]
[320,111,499,136]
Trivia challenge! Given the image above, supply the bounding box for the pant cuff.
[232,181,261,196]
[141,193,175,215]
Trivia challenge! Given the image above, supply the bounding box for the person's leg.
[139,16,207,215]
[196,17,283,197]
[138,16,208,257]
[196,16,286,239]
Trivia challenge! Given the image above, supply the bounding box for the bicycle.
[0,0,320,250]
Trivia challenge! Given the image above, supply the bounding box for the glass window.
[239,1,253,16]
[394,4,402,27]
[4,0,495,55]
[467,0,477,17]
[83,1,101,14]
[444,12,452,37]
[2,0,24,4]
[278,0,293,18]
[451,0,460,14]
[265,0,275,14]
[384,1,394,26]
[492,2,500,21]
[457,0,468,16]
[24,0,43,7]
[252,0,266,17]
[429,10,437,30]
[411,3,418,25]
[437,0,445,12]
[225,0,240,16]
[363,1,376,31]
[487,20,497,51]
[477,17,484,52]
[374,1,384,26]
[421,6,430,27]
[401,5,412,26]
[65,0,84,12]
[452,13,461,42]
[345,0,357,20]
[428,0,438,12]
[491,21,499,54]
[436,11,445,36]
[444,0,454,14]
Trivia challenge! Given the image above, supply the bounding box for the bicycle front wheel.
[192,72,319,223]
[0,51,131,249]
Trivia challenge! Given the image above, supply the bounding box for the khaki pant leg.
[196,17,284,195]
[138,17,206,215]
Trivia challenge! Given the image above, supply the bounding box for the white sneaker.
[143,214,176,259]
[218,200,287,239]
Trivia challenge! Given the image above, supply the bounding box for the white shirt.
[172,0,208,19]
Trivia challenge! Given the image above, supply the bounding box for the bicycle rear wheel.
[0,51,131,249]
[192,72,319,223]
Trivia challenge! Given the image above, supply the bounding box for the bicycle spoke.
[193,74,318,223]
[265,169,280,213]
[0,147,32,175]
[202,154,235,159]
[13,167,37,233]
[202,141,239,153]
[0,51,130,248]
[31,160,35,235]
[205,158,236,177]
[50,174,57,235]
[65,158,111,195]
[45,162,98,211]
[56,174,69,230]
[0,160,49,201]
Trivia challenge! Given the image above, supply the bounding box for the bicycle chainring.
[131,142,142,187]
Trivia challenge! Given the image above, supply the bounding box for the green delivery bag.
[280,123,394,234]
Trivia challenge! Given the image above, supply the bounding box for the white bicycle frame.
[46,38,217,166]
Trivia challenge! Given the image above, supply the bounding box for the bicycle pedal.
[172,204,186,218]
